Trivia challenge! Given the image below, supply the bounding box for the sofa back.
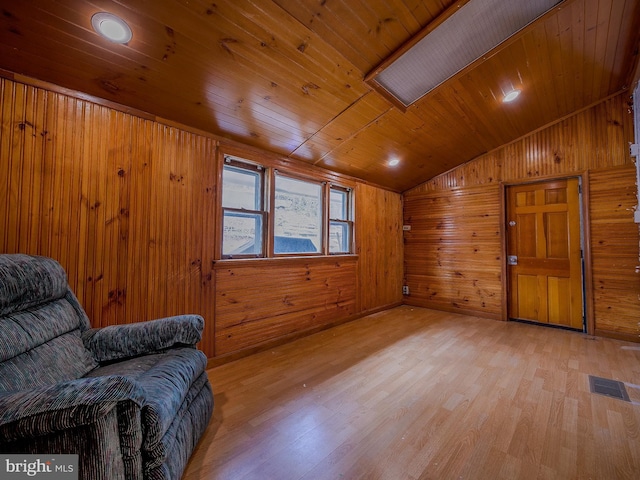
[0,254,98,392]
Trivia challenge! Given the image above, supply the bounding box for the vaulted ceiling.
[0,0,639,191]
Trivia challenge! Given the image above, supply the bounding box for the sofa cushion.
[144,373,213,480]
[82,315,205,363]
[85,347,208,450]
[0,254,69,316]
[0,297,99,391]
[0,254,97,392]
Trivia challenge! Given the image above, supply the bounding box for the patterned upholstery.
[0,254,213,480]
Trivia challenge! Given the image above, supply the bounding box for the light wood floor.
[183,306,640,480]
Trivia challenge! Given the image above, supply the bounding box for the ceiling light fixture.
[91,12,132,44]
[388,158,400,167]
[365,0,563,111]
[503,89,521,103]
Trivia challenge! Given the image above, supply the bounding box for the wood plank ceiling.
[0,0,638,192]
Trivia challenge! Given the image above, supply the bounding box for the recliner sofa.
[0,253,213,479]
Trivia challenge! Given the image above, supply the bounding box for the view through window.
[220,154,353,258]
[329,187,352,253]
[221,161,265,257]
[274,175,322,254]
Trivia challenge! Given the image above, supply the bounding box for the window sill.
[213,254,359,269]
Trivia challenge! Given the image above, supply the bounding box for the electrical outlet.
[402,225,411,231]
[402,285,410,295]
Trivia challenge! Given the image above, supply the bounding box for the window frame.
[218,147,356,260]
[328,185,354,255]
[272,170,325,257]
[221,156,267,259]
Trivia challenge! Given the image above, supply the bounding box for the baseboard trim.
[594,329,640,344]
[401,300,501,321]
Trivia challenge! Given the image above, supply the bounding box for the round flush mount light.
[502,89,521,103]
[92,12,132,44]
[388,158,400,167]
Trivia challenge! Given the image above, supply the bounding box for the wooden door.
[506,178,584,330]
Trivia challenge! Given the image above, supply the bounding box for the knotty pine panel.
[407,93,634,194]
[214,258,357,355]
[404,93,638,340]
[404,184,503,317]
[1,1,638,192]
[272,0,450,76]
[1,76,405,359]
[356,182,404,312]
[589,166,640,338]
[0,77,218,357]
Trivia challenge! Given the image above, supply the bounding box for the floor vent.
[589,375,630,402]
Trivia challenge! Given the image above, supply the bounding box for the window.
[221,158,265,257]
[220,152,354,258]
[274,174,323,254]
[329,186,353,254]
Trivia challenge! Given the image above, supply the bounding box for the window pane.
[222,165,261,210]
[330,189,348,220]
[223,211,263,256]
[329,221,350,253]
[274,176,322,253]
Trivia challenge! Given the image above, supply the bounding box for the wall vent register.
[588,375,630,402]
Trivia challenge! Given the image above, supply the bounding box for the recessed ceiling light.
[92,12,132,44]
[503,89,521,103]
[388,158,400,167]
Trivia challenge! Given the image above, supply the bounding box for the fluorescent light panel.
[370,0,563,108]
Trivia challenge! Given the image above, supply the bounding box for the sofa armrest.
[0,376,144,441]
[82,315,205,363]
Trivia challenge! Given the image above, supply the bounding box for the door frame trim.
[500,171,594,335]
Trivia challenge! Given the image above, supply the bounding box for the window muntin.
[222,165,261,210]
[274,174,323,254]
[329,186,353,254]
[220,153,354,258]
[222,212,264,256]
[330,188,348,219]
[329,221,351,253]
[221,159,266,258]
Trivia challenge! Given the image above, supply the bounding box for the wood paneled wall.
[0,76,403,359]
[589,166,639,338]
[404,93,639,341]
[356,183,404,312]
[0,77,219,355]
[404,184,503,318]
[214,257,357,355]
[408,94,634,192]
